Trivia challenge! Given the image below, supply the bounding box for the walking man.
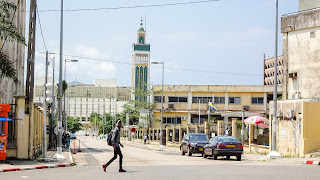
[102,120,126,172]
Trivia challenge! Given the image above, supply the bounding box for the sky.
[29,0,299,87]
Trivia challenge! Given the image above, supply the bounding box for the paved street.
[2,136,319,180]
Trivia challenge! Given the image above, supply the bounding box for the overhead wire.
[62,53,262,77]
[29,0,220,12]
[36,5,48,52]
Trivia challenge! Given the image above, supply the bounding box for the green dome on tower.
[138,27,145,31]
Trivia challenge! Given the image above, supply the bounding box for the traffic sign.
[131,127,136,133]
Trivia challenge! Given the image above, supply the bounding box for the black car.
[203,136,243,161]
[180,133,209,156]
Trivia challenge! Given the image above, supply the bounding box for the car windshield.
[217,137,239,142]
[189,134,208,141]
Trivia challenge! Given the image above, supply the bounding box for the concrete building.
[152,85,282,129]
[299,0,320,11]
[282,3,320,100]
[131,22,150,102]
[264,56,283,85]
[34,79,130,128]
[0,0,26,104]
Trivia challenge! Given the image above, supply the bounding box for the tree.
[67,117,82,133]
[89,112,102,131]
[0,0,26,83]
[99,113,113,135]
[121,87,159,129]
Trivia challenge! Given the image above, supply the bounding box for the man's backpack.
[107,131,113,146]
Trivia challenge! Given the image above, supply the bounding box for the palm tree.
[0,0,26,83]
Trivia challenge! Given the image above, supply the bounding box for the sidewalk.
[0,148,74,173]
[121,139,320,166]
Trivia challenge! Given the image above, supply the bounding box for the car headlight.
[190,143,197,146]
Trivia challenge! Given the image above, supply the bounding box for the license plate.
[199,148,203,151]
[226,145,236,147]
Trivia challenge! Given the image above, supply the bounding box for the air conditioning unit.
[243,106,249,111]
[287,110,293,118]
[181,116,186,121]
[168,104,174,109]
[289,72,297,79]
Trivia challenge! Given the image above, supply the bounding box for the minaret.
[131,18,151,103]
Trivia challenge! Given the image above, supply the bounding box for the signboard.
[281,129,286,138]
[0,136,7,161]
[131,128,136,133]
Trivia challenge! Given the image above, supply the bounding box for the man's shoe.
[119,169,126,172]
[102,165,106,172]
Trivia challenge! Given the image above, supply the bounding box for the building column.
[172,127,176,143]
[157,128,159,140]
[232,118,238,138]
[195,124,198,133]
[187,113,191,124]
[148,128,151,141]
[205,121,209,138]
[179,125,182,144]
[224,116,229,135]
[249,124,253,152]
[187,124,190,134]
[166,127,169,146]
[225,92,229,110]
[217,120,224,136]
[152,128,155,141]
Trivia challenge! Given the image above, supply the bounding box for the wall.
[299,0,320,11]
[0,0,26,104]
[302,102,320,154]
[282,9,320,99]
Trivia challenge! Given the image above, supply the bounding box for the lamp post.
[151,61,164,147]
[267,0,281,159]
[64,59,78,134]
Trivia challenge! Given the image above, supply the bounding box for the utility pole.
[25,0,37,114]
[198,99,201,125]
[268,0,281,159]
[51,57,55,148]
[43,51,48,158]
[56,0,64,157]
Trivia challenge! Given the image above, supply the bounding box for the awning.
[257,123,269,129]
[244,116,267,125]
[0,117,13,121]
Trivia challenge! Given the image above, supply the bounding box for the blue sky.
[31,0,299,86]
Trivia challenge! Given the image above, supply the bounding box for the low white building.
[34,78,130,125]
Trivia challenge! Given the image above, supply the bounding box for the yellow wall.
[303,102,320,154]
[153,112,189,128]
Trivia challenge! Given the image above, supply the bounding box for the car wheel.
[237,154,241,161]
[203,153,207,158]
[213,155,217,160]
[226,155,230,160]
[188,148,192,156]
[181,148,185,156]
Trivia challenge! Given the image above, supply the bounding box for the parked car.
[70,134,77,139]
[180,133,209,156]
[203,136,243,161]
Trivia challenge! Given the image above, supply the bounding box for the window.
[162,117,182,124]
[168,96,188,103]
[192,97,213,103]
[154,96,165,103]
[229,97,241,104]
[214,97,225,104]
[252,97,264,105]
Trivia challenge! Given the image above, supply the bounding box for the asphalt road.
[2,136,319,180]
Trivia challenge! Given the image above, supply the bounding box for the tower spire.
[140,17,143,27]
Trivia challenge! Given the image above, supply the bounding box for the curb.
[0,162,73,173]
[304,160,320,165]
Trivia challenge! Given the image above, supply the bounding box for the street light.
[64,59,78,134]
[151,61,164,147]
